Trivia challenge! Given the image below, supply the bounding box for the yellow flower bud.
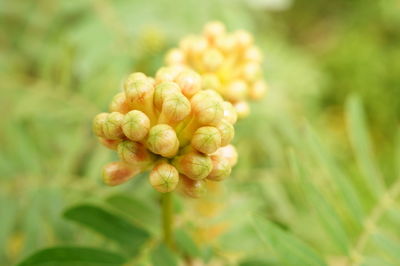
[158,93,191,125]
[175,70,202,98]
[98,137,120,150]
[222,101,237,124]
[202,73,221,91]
[149,162,180,193]
[202,48,224,71]
[249,80,267,100]
[189,37,208,57]
[233,30,253,49]
[93,112,108,137]
[122,110,150,141]
[203,21,226,43]
[243,46,262,63]
[173,150,212,180]
[214,145,238,167]
[234,101,250,119]
[216,35,236,54]
[147,124,179,158]
[155,66,184,84]
[241,62,261,82]
[117,140,154,167]
[103,161,140,186]
[215,120,234,146]
[124,77,154,116]
[191,90,224,126]
[103,112,124,140]
[191,126,221,154]
[109,92,130,114]
[165,48,186,65]
[225,81,247,102]
[207,154,231,181]
[153,81,181,111]
[179,175,207,198]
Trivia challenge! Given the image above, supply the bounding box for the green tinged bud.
[122,110,150,141]
[179,175,207,198]
[191,90,224,126]
[147,124,179,158]
[93,112,108,137]
[191,126,221,154]
[173,151,212,180]
[216,120,234,146]
[149,162,180,192]
[175,70,202,98]
[103,112,124,140]
[155,66,183,83]
[103,161,140,186]
[124,78,154,110]
[158,93,191,125]
[207,154,231,181]
[117,140,153,167]
[153,82,181,111]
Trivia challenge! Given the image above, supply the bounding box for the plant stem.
[162,192,174,249]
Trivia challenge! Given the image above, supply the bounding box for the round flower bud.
[173,151,212,180]
[165,48,185,65]
[98,137,120,150]
[202,48,224,71]
[149,162,180,192]
[122,110,150,141]
[155,66,184,84]
[124,78,154,108]
[103,112,124,140]
[202,73,221,91]
[189,37,208,57]
[159,93,191,125]
[214,145,238,167]
[191,126,221,154]
[179,175,207,198]
[153,82,181,110]
[191,91,224,126]
[103,161,140,186]
[243,46,262,63]
[203,21,226,42]
[249,80,267,100]
[222,101,237,124]
[207,154,231,181]
[93,113,108,137]
[215,120,234,146]
[241,62,261,82]
[174,70,202,98]
[109,92,130,114]
[118,140,153,167]
[179,35,197,52]
[125,72,147,84]
[147,124,179,158]
[234,101,250,119]
[225,81,247,102]
[233,30,253,49]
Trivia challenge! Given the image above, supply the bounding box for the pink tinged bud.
[173,151,212,180]
[203,21,226,43]
[243,46,262,63]
[174,70,202,98]
[202,48,224,72]
[214,145,238,167]
[153,82,181,110]
[165,48,186,65]
[233,30,253,49]
[216,120,234,146]
[103,161,140,186]
[109,92,130,114]
[122,110,150,141]
[159,93,191,125]
[179,175,207,198]
[98,137,121,150]
[149,162,179,193]
[225,81,247,102]
[93,113,108,137]
[241,62,261,82]
[191,90,224,126]
[249,80,267,100]
[147,124,179,158]
[207,154,232,181]
[117,140,153,167]
[103,112,124,140]
[191,126,221,154]
[234,101,250,119]
[222,101,238,124]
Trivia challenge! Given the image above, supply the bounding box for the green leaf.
[346,96,385,198]
[175,229,200,257]
[105,194,160,234]
[17,246,126,266]
[372,233,400,263]
[150,244,178,266]
[64,204,150,255]
[253,216,326,266]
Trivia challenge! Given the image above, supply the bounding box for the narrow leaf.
[175,229,200,257]
[150,244,178,266]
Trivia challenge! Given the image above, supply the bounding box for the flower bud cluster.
[93,68,238,197]
[165,21,267,118]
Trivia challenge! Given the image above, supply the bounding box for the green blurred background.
[1,0,400,265]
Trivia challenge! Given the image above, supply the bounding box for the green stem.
[162,192,174,249]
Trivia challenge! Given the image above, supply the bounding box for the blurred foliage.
[1,0,400,265]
